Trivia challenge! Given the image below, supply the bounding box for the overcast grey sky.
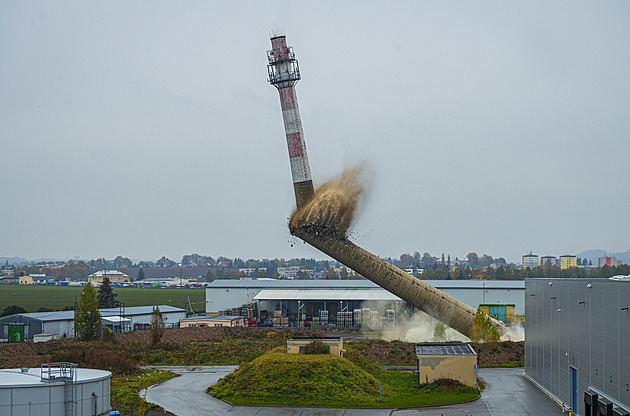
[1,1,629,264]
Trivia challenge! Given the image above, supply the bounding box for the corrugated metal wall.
[525,278,630,415]
[0,315,43,339]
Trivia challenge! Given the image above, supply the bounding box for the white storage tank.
[0,362,111,416]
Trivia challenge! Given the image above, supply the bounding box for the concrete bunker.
[416,343,478,388]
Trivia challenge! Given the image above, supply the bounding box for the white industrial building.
[0,305,185,341]
[206,279,524,328]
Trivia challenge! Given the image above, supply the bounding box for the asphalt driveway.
[141,366,564,416]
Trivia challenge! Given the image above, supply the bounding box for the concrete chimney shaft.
[293,228,506,338]
[267,36,314,208]
[268,35,505,338]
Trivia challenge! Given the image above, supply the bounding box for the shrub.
[470,306,500,342]
[51,344,137,375]
[304,340,330,355]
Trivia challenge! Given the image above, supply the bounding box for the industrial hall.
[206,278,524,329]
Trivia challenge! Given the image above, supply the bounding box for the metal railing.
[40,362,77,383]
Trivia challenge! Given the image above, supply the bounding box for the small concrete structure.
[416,343,478,388]
[179,315,245,328]
[285,337,344,356]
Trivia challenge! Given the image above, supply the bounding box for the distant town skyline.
[2,2,629,265]
[2,247,629,267]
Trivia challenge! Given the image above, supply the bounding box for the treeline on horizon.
[6,252,629,282]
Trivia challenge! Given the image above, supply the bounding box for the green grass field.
[0,285,206,313]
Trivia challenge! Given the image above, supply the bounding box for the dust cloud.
[360,302,525,343]
[289,166,521,343]
[377,312,471,343]
[290,166,363,235]
[500,322,524,341]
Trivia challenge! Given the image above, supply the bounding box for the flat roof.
[7,305,185,322]
[415,343,477,356]
[209,279,524,290]
[101,316,131,323]
[529,278,629,282]
[254,289,401,301]
[0,368,111,387]
[181,315,243,321]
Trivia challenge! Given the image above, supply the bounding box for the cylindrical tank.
[0,366,111,416]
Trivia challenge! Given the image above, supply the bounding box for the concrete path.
[141,366,564,416]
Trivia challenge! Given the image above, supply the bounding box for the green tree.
[470,306,500,342]
[74,283,102,341]
[420,252,435,269]
[304,340,330,354]
[399,253,415,268]
[137,267,145,281]
[433,321,447,341]
[113,256,133,269]
[156,256,177,268]
[150,306,166,346]
[97,277,120,308]
[413,251,421,268]
[466,253,479,269]
[1,305,27,317]
[204,268,214,282]
[296,270,311,279]
[339,267,349,280]
[325,266,337,280]
[479,254,494,268]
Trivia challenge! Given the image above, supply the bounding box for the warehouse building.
[206,279,524,329]
[525,278,630,415]
[0,305,185,341]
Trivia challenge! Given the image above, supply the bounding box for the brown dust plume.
[289,166,363,236]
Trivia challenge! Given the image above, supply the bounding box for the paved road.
[141,366,564,416]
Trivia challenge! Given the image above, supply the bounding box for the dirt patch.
[349,339,417,364]
[0,329,522,370]
[0,327,324,370]
[349,339,524,367]
[471,341,524,366]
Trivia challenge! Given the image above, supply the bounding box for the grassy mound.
[209,346,480,408]
[209,347,380,407]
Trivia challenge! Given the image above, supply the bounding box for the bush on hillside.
[209,348,380,406]
[304,340,330,354]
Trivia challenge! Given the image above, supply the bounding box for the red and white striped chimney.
[267,35,314,209]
